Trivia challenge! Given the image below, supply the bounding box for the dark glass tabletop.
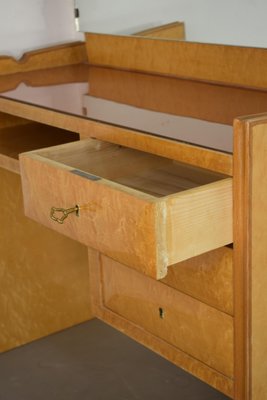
[1,63,267,153]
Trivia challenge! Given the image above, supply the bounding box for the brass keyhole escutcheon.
[50,205,80,224]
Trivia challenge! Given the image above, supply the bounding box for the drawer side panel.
[166,178,233,265]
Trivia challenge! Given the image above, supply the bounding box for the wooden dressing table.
[0,36,267,400]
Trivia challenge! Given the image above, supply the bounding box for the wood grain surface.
[86,33,267,89]
[0,167,92,352]
[162,246,233,315]
[0,42,87,76]
[0,97,233,176]
[135,21,185,40]
[20,139,232,279]
[88,66,267,126]
[165,178,233,266]
[88,248,234,398]
[102,256,234,377]
[0,64,89,94]
[234,114,267,399]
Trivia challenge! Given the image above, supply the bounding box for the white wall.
[0,0,83,59]
[1,0,265,58]
[77,0,267,48]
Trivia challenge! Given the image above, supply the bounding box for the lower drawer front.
[101,256,234,378]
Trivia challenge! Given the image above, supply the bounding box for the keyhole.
[159,307,165,319]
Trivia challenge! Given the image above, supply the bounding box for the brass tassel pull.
[50,205,80,224]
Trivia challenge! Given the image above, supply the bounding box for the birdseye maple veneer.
[20,139,232,280]
[0,36,267,400]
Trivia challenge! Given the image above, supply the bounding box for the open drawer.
[20,138,232,279]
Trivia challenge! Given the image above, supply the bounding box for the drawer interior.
[39,139,226,197]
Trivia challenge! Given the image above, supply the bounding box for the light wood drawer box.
[101,255,234,378]
[20,138,233,279]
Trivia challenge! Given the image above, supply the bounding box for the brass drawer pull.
[50,205,80,224]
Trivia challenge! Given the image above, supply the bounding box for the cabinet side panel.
[0,167,92,352]
[233,119,250,400]
[251,122,267,399]
[234,116,267,399]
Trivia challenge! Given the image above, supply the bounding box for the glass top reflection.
[1,63,267,154]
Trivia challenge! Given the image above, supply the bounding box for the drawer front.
[101,255,234,378]
[20,154,159,277]
[20,139,232,279]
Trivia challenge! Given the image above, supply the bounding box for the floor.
[0,319,231,400]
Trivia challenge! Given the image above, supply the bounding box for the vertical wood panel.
[234,115,267,399]
[233,118,251,400]
[251,122,267,399]
[86,33,267,89]
[0,168,93,352]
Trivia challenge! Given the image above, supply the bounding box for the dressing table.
[0,33,267,400]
